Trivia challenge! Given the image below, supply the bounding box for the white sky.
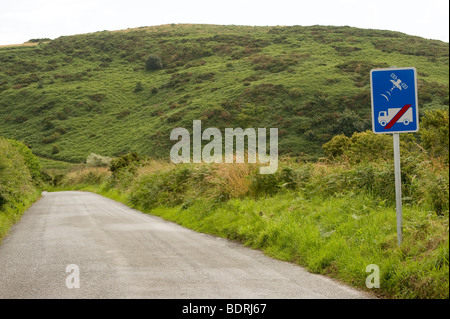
[0,0,448,45]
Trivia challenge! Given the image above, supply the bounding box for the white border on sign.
[370,67,419,134]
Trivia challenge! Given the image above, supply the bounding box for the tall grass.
[49,150,449,298]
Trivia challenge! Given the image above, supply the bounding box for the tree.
[145,54,163,71]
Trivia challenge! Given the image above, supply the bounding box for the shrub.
[0,137,35,210]
[51,144,60,154]
[210,163,254,200]
[41,116,55,131]
[163,72,192,88]
[3,138,42,185]
[249,172,279,197]
[13,116,28,123]
[251,54,299,73]
[419,109,449,163]
[89,93,106,102]
[28,38,51,43]
[331,109,370,137]
[145,54,163,71]
[335,60,389,87]
[134,81,143,92]
[419,164,450,216]
[116,109,131,119]
[347,131,393,162]
[278,167,297,190]
[324,130,393,163]
[427,173,449,216]
[59,167,110,186]
[128,167,195,210]
[323,134,350,159]
[42,132,61,144]
[109,152,141,178]
[86,153,112,167]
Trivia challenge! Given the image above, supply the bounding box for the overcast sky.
[0,0,448,45]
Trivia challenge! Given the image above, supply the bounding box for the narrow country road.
[0,191,372,299]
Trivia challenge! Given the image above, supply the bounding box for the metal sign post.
[370,67,419,246]
[393,133,403,246]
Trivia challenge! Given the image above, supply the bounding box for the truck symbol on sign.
[378,108,413,126]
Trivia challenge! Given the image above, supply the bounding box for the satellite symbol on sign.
[390,79,403,91]
[380,73,408,102]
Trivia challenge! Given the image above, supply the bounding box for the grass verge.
[44,144,448,299]
[51,180,448,299]
[0,189,41,244]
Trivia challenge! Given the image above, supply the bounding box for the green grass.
[65,182,448,299]
[4,23,446,298]
[49,152,448,299]
[0,189,40,243]
[152,193,448,299]
[0,24,448,163]
[38,156,78,170]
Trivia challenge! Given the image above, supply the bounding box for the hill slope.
[0,24,448,162]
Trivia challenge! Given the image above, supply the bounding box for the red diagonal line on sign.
[384,104,412,130]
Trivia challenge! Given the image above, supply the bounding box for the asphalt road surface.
[0,191,372,299]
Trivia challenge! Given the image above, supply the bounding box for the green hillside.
[0,24,448,162]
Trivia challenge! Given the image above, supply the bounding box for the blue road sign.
[370,67,419,134]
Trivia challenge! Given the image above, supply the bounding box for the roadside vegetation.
[0,137,42,242]
[1,24,448,299]
[45,109,449,299]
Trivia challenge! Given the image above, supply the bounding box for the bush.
[420,109,449,163]
[347,131,393,163]
[59,167,110,186]
[116,109,131,119]
[51,144,60,154]
[419,164,450,216]
[0,137,35,209]
[332,109,370,137]
[0,137,41,242]
[109,152,141,186]
[89,93,106,102]
[86,153,112,167]
[42,132,61,144]
[145,54,163,71]
[323,131,393,163]
[5,138,42,184]
[14,115,28,124]
[427,173,449,216]
[249,172,279,197]
[28,38,51,43]
[134,81,143,92]
[251,54,299,73]
[323,134,350,159]
[128,167,194,210]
